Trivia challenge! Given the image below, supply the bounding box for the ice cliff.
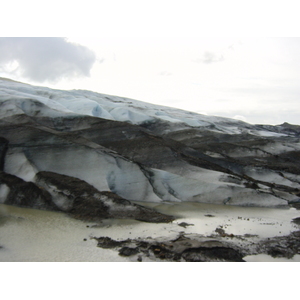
[1,77,300,219]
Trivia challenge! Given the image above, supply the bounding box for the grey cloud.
[0,37,96,83]
[202,51,224,64]
[158,71,172,76]
[193,40,242,64]
[193,51,224,64]
[97,58,105,64]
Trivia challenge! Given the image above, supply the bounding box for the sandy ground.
[1,202,300,262]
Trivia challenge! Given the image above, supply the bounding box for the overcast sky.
[1,2,300,126]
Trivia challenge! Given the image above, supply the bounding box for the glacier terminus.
[1,77,300,262]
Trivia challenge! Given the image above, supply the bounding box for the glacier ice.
[0,78,299,208]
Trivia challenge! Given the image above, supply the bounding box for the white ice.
[4,149,38,182]
[0,78,297,206]
[0,79,258,133]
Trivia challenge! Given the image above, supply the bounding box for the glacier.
[1,77,300,220]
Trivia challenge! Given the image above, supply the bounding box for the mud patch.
[92,230,300,262]
[292,217,300,225]
[93,234,245,262]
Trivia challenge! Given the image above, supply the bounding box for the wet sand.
[1,202,300,262]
